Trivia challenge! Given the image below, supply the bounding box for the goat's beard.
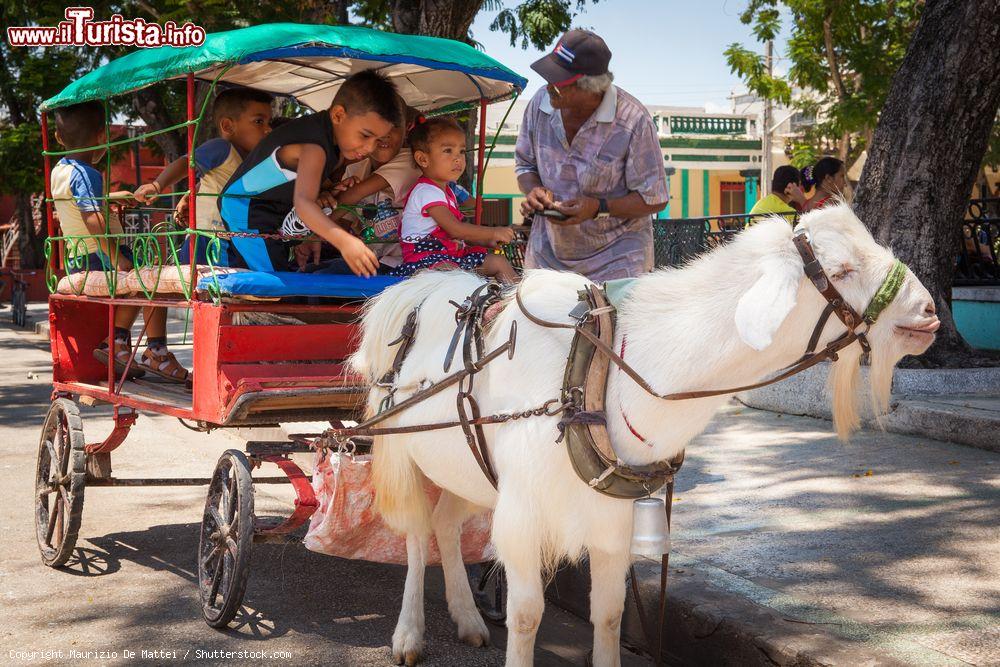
[829,344,898,441]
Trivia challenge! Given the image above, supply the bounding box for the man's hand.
[489,226,516,248]
[294,240,323,270]
[552,197,600,225]
[115,255,133,271]
[519,186,554,217]
[133,183,160,204]
[340,236,380,278]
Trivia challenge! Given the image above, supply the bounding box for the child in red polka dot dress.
[392,117,517,282]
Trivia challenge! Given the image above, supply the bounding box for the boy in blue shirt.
[219,70,402,276]
[134,87,273,264]
[51,101,188,383]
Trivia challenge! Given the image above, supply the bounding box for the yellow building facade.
[481,106,770,222]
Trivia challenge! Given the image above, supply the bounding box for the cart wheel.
[198,449,254,628]
[472,560,507,625]
[34,398,87,567]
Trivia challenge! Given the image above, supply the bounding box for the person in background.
[51,101,188,383]
[134,87,273,265]
[747,165,806,226]
[802,157,846,211]
[515,29,667,281]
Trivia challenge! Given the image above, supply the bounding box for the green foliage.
[490,0,584,49]
[789,141,819,169]
[724,43,792,105]
[983,120,1000,172]
[726,0,924,161]
[0,123,43,195]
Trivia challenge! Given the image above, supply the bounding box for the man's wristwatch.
[595,197,610,220]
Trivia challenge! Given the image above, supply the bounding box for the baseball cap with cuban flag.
[531,29,612,87]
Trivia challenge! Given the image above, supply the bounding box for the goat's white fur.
[348,203,935,666]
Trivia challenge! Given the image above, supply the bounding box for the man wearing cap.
[516,29,668,281]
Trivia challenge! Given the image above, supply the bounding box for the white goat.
[348,204,939,666]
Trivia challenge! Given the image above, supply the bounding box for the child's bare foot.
[477,253,517,283]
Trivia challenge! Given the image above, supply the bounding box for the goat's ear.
[734,255,802,351]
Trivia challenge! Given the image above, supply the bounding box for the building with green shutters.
[481,102,767,220]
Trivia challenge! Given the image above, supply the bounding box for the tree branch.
[823,10,848,101]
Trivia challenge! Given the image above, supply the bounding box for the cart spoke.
[54,499,65,547]
[207,554,224,607]
[208,506,226,534]
[204,542,222,567]
[44,439,57,466]
[45,499,60,543]
[225,476,238,523]
[55,421,68,477]
[217,481,229,517]
[58,484,72,509]
[226,537,239,561]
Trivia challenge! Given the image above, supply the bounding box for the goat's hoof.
[392,627,424,666]
[456,613,490,648]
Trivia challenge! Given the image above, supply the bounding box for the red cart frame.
[34,25,525,629]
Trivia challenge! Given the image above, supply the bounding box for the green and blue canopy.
[42,23,526,112]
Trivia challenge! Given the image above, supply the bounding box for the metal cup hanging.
[630,497,671,557]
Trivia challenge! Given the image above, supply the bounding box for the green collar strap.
[862,259,907,323]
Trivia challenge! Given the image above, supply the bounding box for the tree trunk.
[14,193,43,269]
[390,0,486,190]
[131,86,186,164]
[853,0,1000,367]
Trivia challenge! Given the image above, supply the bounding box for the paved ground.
[0,308,649,666]
[648,403,1000,665]
[5,304,1000,666]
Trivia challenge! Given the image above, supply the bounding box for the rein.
[317,233,906,497]
[514,232,907,403]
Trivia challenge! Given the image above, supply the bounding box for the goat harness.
[319,232,907,498]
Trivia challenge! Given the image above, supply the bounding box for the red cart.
[34,24,525,628]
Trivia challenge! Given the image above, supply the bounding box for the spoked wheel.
[472,559,507,625]
[198,449,254,628]
[34,398,87,567]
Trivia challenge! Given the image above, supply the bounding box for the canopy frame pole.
[41,113,57,274]
[475,98,487,226]
[186,72,197,285]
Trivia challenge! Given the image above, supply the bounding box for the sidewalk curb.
[548,557,908,667]
[738,362,1000,453]
[34,319,50,339]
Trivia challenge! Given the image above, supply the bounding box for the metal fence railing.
[956,198,1000,286]
[652,213,787,268]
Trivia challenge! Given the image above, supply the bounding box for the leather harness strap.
[323,234,903,502]
[516,286,861,403]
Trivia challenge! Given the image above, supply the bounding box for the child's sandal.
[139,348,190,384]
[93,338,145,380]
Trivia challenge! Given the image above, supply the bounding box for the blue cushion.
[198,271,403,299]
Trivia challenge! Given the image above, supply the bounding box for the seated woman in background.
[802,157,847,211]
